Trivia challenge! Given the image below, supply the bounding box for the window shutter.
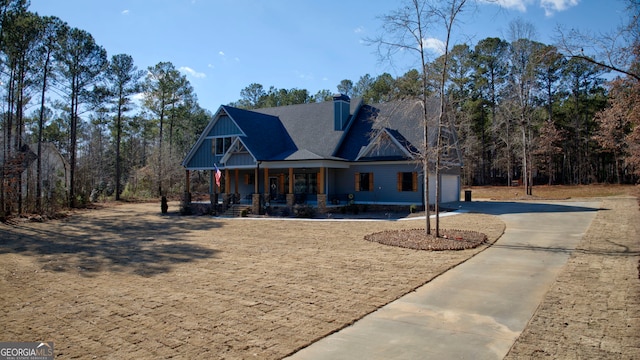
[397,172,402,192]
[412,172,418,192]
[369,173,374,191]
[355,172,360,192]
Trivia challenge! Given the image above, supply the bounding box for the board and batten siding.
[186,115,246,169]
[224,152,255,167]
[207,115,242,137]
[185,138,215,168]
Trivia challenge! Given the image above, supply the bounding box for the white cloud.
[295,70,314,81]
[479,0,579,15]
[219,51,225,56]
[423,37,446,55]
[354,26,364,33]
[479,0,529,12]
[540,0,579,16]
[207,63,214,68]
[121,9,130,15]
[179,66,206,78]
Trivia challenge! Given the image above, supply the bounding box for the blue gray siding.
[225,152,255,167]
[185,138,215,168]
[208,115,242,137]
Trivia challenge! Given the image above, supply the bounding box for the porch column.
[254,166,259,194]
[264,168,269,194]
[225,169,230,194]
[287,167,295,208]
[288,168,294,194]
[317,167,327,213]
[278,174,285,195]
[318,167,325,194]
[223,168,231,206]
[184,170,191,205]
[234,169,239,194]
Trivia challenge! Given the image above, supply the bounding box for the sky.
[28,0,627,113]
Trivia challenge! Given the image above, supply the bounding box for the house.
[181,95,462,214]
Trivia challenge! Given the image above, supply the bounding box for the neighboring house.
[182,95,462,213]
[27,142,70,201]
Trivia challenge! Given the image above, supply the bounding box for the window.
[294,173,317,194]
[244,174,255,185]
[397,172,417,192]
[355,172,373,192]
[213,137,233,155]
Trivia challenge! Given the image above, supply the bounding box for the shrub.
[294,204,316,218]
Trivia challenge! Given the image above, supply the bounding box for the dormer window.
[213,137,234,155]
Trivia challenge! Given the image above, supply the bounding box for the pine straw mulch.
[365,228,488,251]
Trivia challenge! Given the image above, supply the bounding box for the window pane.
[215,138,224,154]
[294,173,318,194]
[401,172,413,191]
[360,173,370,191]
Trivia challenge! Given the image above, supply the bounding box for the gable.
[356,129,414,161]
[207,115,243,137]
[334,99,461,166]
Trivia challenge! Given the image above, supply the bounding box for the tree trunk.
[115,101,123,200]
[36,50,52,213]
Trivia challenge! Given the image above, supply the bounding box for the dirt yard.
[0,202,504,359]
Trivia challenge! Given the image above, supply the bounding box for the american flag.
[214,164,222,187]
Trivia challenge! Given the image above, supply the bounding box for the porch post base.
[317,194,327,213]
[286,194,295,209]
[210,193,219,215]
[223,193,232,208]
[252,194,261,214]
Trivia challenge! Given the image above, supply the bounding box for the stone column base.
[286,194,295,208]
[317,194,327,213]
[252,193,261,214]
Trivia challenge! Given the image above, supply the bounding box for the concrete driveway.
[286,200,601,360]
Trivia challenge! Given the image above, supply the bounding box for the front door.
[269,177,278,200]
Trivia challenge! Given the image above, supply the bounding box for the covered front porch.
[184,161,352,215]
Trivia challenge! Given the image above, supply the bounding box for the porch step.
[222,205,251,217]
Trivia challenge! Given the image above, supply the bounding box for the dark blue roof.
[222,105,297,161]
[184,97,459,169]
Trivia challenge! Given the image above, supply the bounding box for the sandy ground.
[0,202,504,359]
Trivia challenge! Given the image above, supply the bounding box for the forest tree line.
[0,1,212,218]
[229,9,640,190]
[1,0,638,218]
